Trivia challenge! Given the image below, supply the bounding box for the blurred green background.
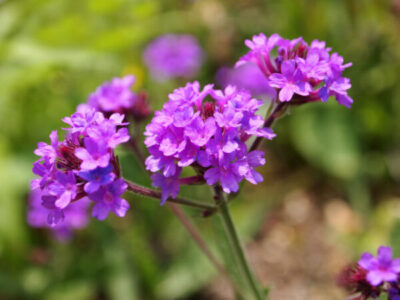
[1,0,400,299]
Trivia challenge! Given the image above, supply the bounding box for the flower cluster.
[339,246,400,299]
[32,105,130,225]
[216,63,276,98]
[359,246,400,286]
[88,75,151,121]
[143,34,204,81]
[27,189,90,241]
[144,81,275,203]
[237,33,353,107]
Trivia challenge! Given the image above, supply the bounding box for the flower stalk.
[125,180,216,211]
[168,203,246,298]
[250,101,288,152]
[214,185,264,300]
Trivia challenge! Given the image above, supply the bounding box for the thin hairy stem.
[128,135,147,169]
[214,186,264,300]
[125,180,216,211]
[249,102,287,152]
[178,175,206,185]
[168,203,245,297]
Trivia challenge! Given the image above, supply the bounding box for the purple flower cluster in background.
[27,189,90,241]
[216,63,276,99]
[237,33,353,107]
[88,75,137,113]
[88,75,151,121]
[143,34,204,81]
[144,81,275,202]
[31,105,130,226]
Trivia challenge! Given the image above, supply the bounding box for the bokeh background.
[1,0,400,299]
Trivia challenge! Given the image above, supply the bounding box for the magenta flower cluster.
[338,246,400,299]
[87,75,151,121]
[144,82,276,203]
[338,246,400,300]
[88,75,137,114]
[143,34,204,81]
[216,63,276,98]
[27,189,90,241]
[32,105,130,226]
[358,246,400,286]
[237,33,353,107]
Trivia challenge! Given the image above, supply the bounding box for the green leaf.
[290,103,361,180]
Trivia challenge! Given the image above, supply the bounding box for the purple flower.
[214,107,243,128]
[89,179,129,220]
[216,63,276,98]
[204,163,241,194]
[84,75,151,119]
[319,76,353,108]
[78,164,115,194]
[234,150,266,185]
[151,171,181,205]
[32,104,131,227]
[75,138,110,170]
[32,159,54,190]
[143,34,204,81]
[237,33,353,107]
[185,117,216,147]
[358,246,400,286]
[34,130,59,164]
[145,82,274,201]
[62,106,99,135]
[88,75,137,113]
[269,60,312,101]
[27,189,90,241]
[47,171,77,209]
[86,116,130,149]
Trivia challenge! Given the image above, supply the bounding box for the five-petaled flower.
[358,246,400,286]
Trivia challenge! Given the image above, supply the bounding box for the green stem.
[125,180,216,211]
[214,186,264,300]
[168,203,246,298]
[249,102,287,152]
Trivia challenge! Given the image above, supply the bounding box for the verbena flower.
[87,75,151,120]
[358,246,400,286]
[144,82,275,202]
[90,179,129,221]
[237,33,353,107]
[216,63,276,98]
[88,75,136,113]
[143,34,204,81]
[27,189,90,241]
[32,105,130,225]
